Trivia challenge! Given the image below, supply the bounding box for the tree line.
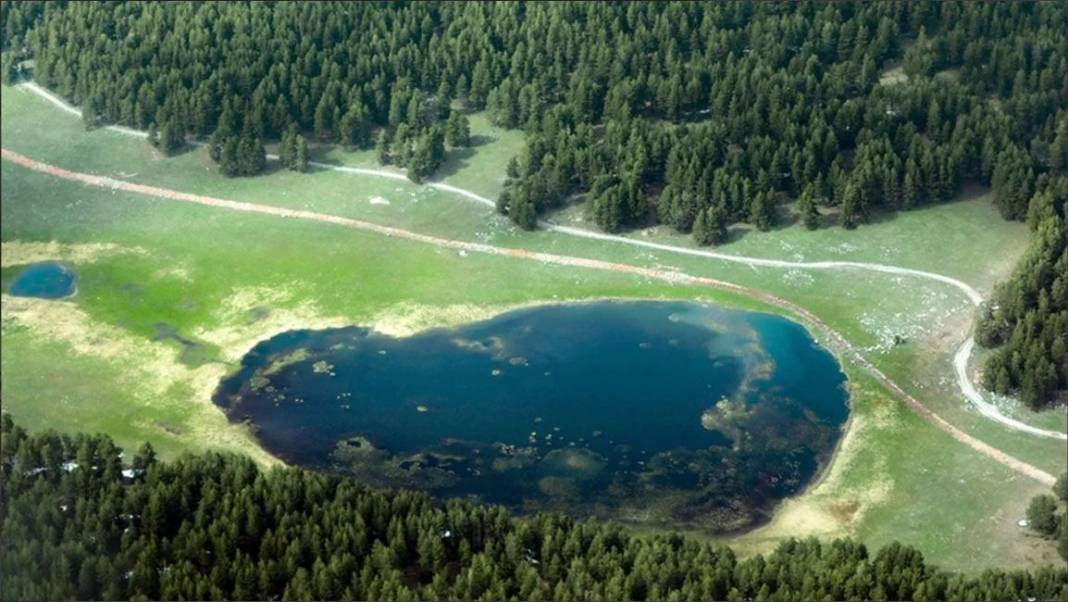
[488,2,1064,236]
[975,172,1067,409]
[1025,472,1068,563]
[2,3,1059,223]
[0,0,475,182]
[0,1,1062,405]
[2,415,1066,602]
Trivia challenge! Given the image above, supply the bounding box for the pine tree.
[454,73,470,109]
[394,123,413,166]
[133,442,156,472]
[407,92,426,131]
[693,205,727,246]
[1027,495,1059,536]
[160,118,184,156]
[798,188,820,230]
[0,51,17,85]
[750,191,776,231]
[294,134,309,173]
[82,93,100,130]
[903,163,919,208]
[445,109,471,147]
[407,134,433,183]
[314,94,336,141]
[510,195,538,230]
[839,182,861,229]
[237,134,266,176]
[692,207,714,246]
[375,130,392,165]
[339,106,369,149]
[220,138,240,177]
[407,127,446,182]
[279,124,298,169]
[496,189,512,216]
[506,157,521,180]
[208,129,223,163]
[428,125,446,166]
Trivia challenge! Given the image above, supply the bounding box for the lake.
[7,261,77,299]
[215,300,849,532]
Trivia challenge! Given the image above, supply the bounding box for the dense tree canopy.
[1,2,1062,218]
[976,174,1068,409]
[2,416,1066,602]
[1026,472,1068,563]
[0,1,1063,404]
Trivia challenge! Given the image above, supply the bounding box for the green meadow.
[1,84,1064,572]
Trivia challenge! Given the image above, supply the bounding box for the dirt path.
[21,80,1054,441]
[1,147,1059,485]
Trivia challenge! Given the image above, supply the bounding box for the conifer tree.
[750,190,776,231]
[693,205,728,246]
[798,188,820,230]
[82,93,100,130]
[692,207,714,246]
[340,105,369,149]
[445,109,471,147]
[510,195,538,230]
[375,130,392,165]
[237,134,266,176]
[839,182,861,229]
[294,134,309,173]
[160,118,184,156]
[220,138,240,177]
[0,51,16,85]
[279,124,298,169]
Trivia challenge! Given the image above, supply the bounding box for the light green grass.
[0,326,197,459]
[548,186,1029,293]
[2,83,1064,572]
[308,111,525,200]
[0,158,767,462]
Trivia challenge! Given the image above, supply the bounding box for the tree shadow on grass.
[811,181,992,230]
[257,157,288,177]
[468,133,496,148]
[429,134,499,182]
[303,160,339,175]
[166,141,202,158]
[306,143,345,167]
[724,224,752,245]
[263,131,505,183]
[432,146,478,180]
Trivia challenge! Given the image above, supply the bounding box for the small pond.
[7,261,77,298]
[215,301,849,532]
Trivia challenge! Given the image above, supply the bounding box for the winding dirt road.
[21,80,1062,443]
[1,146,1059,485]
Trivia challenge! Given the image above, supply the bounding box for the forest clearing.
[1,4,1065,599]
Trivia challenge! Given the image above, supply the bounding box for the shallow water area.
[6,261,77,298]
[216,301,849,532]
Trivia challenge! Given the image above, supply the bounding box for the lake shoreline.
[215,298,851,535]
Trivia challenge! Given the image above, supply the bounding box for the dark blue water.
[8,261,76,298]
[216,301,849,532]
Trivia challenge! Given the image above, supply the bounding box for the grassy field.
[547,183,1028,294]
[1,84,1065,572]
